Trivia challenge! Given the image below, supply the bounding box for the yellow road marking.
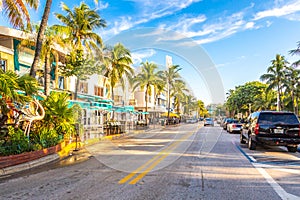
[118,140,178,184]
[119,130,195,184]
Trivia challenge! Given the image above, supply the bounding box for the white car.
[227,120,242,133]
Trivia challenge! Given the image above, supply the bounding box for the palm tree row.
[226,48,300,117]
[131,62,206,122]
[260,53,300,114]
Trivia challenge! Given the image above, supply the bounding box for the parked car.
[222,118,233,130]
[240,111,300,152]
[204,118,214,126]
[227,119,242,133]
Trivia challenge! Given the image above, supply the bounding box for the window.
[79,82,88,93]
[58,76,64,89]
[94,86,104,97]
[0,59,7,72]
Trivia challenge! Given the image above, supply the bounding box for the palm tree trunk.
[291,91,295,114]
[30,0,53,78]
[167,84,171,121]
[75,77,80,100]
[111,87,114,120]
[277,85,281,111]
[297,97,299,116]
[54,53,59,89]
[44,52,51,96]
[145,86,148,126]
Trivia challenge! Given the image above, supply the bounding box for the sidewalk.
[0,124,164,176]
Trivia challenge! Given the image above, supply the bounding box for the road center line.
[119,130,195,184]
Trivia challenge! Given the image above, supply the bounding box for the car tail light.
[254,123,259,135]
[232,124,236,128]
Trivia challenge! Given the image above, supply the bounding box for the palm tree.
[260,54,288,111]
[196,100,206,118]
[171,80,188,115]
[54,2,106,52]
[30,0,53,78]
[19,25,65,96]
[102,43,134,103]
[282,66,300,114]
[289,41,300,67]
[159,65,182,120]
[1,0,38,30]
[182,94,196,116]
[54,2,106,99]
[41,26,66,96]
[132,61,163,125]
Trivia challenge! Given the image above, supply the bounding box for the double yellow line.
[119,131,195,185]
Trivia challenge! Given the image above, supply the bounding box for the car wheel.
[240,133,246,144]
[287,146,297,153]
[248,136,256,150]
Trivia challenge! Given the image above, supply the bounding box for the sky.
[1,0,300,105]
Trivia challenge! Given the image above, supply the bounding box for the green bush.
[0,126,31,156]
[30,128,62,149]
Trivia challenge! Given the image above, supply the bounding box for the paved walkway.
[0,124,165,176]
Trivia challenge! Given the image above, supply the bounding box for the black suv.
[240,111,300,152]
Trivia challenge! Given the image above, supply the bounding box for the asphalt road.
[0,123,300,200]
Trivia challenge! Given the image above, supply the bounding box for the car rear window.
[258,113,299,124]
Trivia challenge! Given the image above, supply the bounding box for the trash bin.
[161,119,165,126]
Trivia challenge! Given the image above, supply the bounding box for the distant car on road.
[204,118,214,126]
[240,111,300,152]
[186,118,197,123]
[227,119,242,133]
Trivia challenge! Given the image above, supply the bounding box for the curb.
[0,154,59,176]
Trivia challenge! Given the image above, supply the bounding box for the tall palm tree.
[196,100,206,118]
[171,80,188,114]
[19,25,65,96]
[260,54,288,111]
[159,65,182,120]
[54,2,106,52]
[54,2,106,99]
[30,0,53,78]
[42,25,66,96]
[1,0,38,30]
[102,43,134,103]
[289,41,300,67]
[132,61,163,125]
[282,66,300,114]
[182,94,196,116]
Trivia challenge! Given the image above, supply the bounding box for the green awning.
[68,100,90,109]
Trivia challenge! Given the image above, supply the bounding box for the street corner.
[58,141,84,158]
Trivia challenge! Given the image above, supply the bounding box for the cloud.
[131,49,156,65]
[245,22,255,29]
[254,0,300,20]
[99,1,109,10]
[102,0,201,37]
[164,11,249,44]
